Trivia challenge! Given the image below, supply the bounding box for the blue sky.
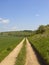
[0,0,49,32]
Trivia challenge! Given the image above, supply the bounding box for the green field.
[0,25,49,64]
[28,34,49,64]
[0,36,23,62]
[15,40,26,65]
[0,31,33,62]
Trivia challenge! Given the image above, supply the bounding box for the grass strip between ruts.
[15,39,26,65]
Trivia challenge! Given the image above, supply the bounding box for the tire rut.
[25,38,40,65]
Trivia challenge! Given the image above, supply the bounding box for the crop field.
[28,34,49,64]
[0,36,23,62]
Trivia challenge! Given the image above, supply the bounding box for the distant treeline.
[0,31,34,37]
[0,24,49,37]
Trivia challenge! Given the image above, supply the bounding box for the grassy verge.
[15,40,26,65]
[0,36,23,62]
[28,34,49,64]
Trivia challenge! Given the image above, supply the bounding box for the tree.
[36,25,45,34]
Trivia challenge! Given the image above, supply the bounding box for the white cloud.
[9,26,17,31]
[35,14,40,17]
[0,18,2,23]
[11,26,17,31]
[2,19,9,24]
[0,18,10,24]
[0,26,17,32]
[0,18,2,20]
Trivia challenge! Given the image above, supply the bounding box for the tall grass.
[15,40,26,65]
[28,34,49,64]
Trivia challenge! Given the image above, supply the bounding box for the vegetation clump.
[36,25,46,34]
[15,40,26,65]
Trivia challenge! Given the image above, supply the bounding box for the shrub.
[36,25,45,34]
[7,47,11,51]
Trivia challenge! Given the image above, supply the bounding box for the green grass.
[28,34,49,64]
[0,36,23,62]
[15,40,26,65]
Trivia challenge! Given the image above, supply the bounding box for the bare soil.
[25,38,40,65]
